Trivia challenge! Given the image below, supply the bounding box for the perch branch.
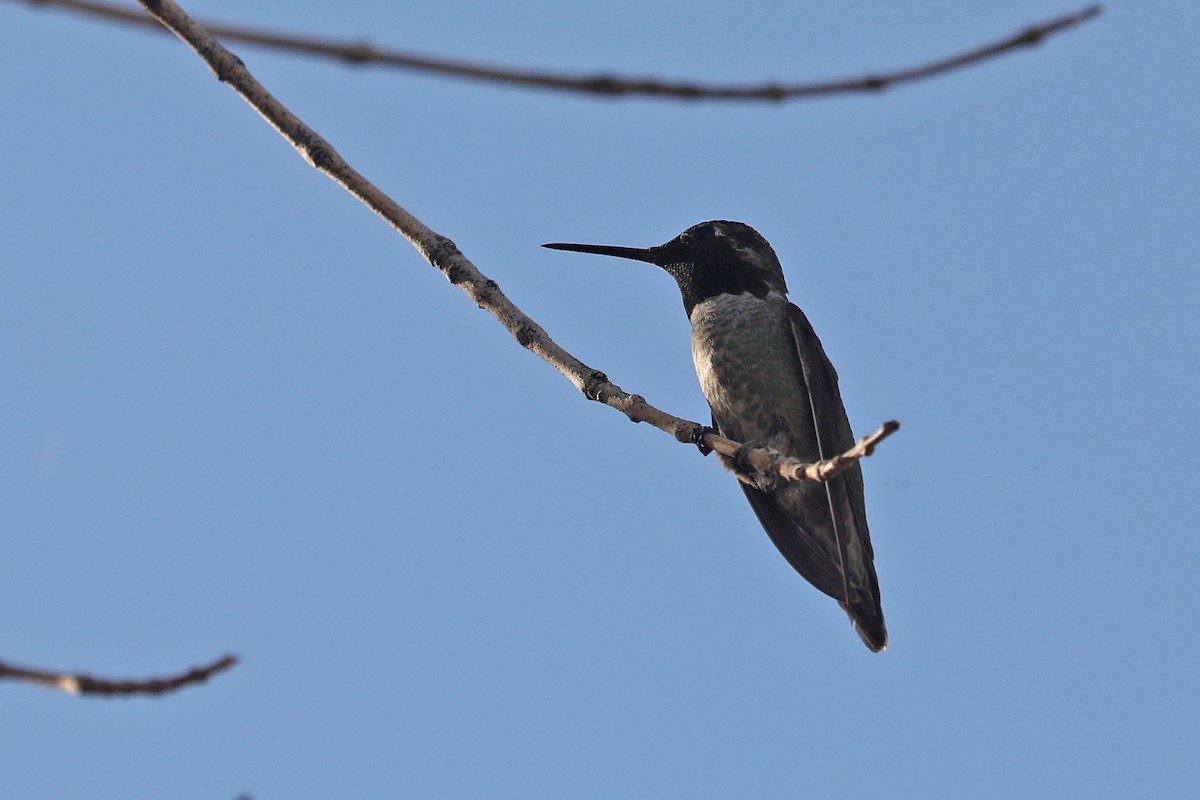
[724,420,901,484]
[18,0,1101,101]
[0,654,237,697]
[128,0,894,484]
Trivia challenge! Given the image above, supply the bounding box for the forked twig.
[125,0,896,486]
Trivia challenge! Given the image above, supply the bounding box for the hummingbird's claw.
[730,440,758,477]
[691,425,718,456]
[731,439,781,493]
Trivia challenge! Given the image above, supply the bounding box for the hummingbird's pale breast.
[688,290,820,466]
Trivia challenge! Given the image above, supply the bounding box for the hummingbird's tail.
[842,596,887,653]
[736,480,888,652]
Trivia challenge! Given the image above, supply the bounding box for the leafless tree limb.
[0,654,237,697]
[17,0,1102,101]
[122,0,894,486]
[741,420,901,485]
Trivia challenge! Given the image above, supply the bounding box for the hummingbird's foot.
[691,425,718,456]
[730,440,782,492]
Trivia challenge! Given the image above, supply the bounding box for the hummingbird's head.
[544,220,788,316]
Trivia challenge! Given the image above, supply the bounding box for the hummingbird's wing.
[730,303,886,651]
[784,303,886,650]
[735,463,851,599]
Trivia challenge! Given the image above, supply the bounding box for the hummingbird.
[544,221,886,651]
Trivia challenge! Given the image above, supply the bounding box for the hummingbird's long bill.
[542,242,660,264]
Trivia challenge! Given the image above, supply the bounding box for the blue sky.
[2,1,1197,797]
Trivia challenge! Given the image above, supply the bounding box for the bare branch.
[123,0,894,483]
[0,654,237,697]
[123,0,894,484]
[18,0,1102,101]
[713,420,902,485]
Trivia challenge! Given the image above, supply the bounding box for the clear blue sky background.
[2,1,1197,797]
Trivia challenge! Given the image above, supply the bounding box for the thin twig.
[123,0,894,485]
[731,420,901,485]
[18,0,1102,101]
[0,654,237,697]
